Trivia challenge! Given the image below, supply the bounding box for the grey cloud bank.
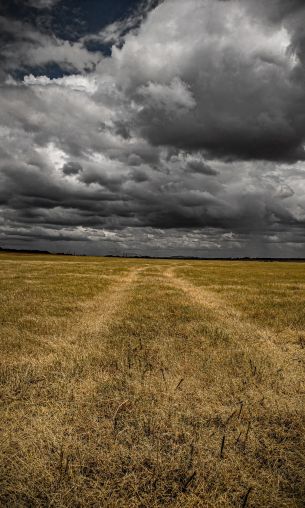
[1,0,305,256]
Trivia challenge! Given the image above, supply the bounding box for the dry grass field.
[0,253,304,507]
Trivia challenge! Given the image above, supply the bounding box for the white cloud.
[106,0,296,88]
[23,74,98,95]
[137,78,196,113]
[36,142,68,171]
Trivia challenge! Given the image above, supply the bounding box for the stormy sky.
[1,0,305,257]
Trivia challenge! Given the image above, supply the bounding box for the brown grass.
[0,254,304,507]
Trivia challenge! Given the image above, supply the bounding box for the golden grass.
[0,254,304,507]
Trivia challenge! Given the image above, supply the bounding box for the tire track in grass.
[46,264,148,403]
[69,266,141,337]
[46,266,142,352]
[1,266,143,405]
[0,266,151,508]
[164,266,304,401]
[161,265,304,507]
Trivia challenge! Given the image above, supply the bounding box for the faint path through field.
[47,266,143,352]
[164,266,304,396]
[74,266,140,335]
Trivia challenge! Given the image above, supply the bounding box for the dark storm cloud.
[186,160,218,176]
[116,0,305,162]
[62,162,83,175]
[1,0,305,256]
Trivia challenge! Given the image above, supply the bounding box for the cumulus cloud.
[106,0,305,160]
[186,159,218,176]
[1,0,305,256]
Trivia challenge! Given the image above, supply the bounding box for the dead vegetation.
[0,254,304,507]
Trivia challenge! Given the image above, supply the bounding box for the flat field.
[0,254,304,507]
